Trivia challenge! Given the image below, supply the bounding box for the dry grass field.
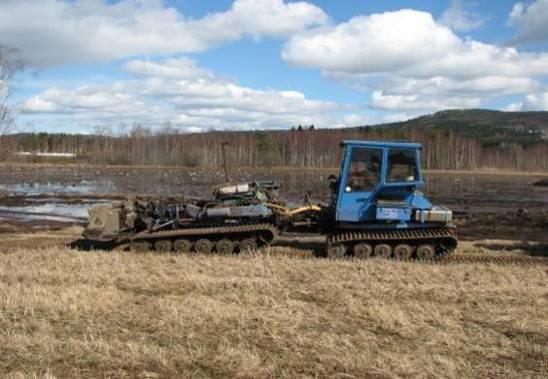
[0,236,546,378]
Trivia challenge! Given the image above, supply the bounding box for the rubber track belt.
[327,227,458,260]
[438,254,548,266]
[357,254,548,266]
[327,227,457,245]
[131,223,279,243]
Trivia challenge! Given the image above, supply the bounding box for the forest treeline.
[3,126,547,171]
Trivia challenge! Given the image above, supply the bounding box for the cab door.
[336,146,384,222]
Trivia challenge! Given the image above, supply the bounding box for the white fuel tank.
[414,206,452,223]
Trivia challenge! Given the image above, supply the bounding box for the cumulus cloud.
[502,102,523,112]
[439,0,486,32]
[521,92,548,111]
[282,9,548,113]
[503,91,548,112]
[284,10,460,74]
[378,76,538,96]
[339,113,378,127]
[23,86,150,116]
[21,58,350,131]
[283,9,548,78]
[370,91,480,111]
[509,0,548,44]
[365,75,540,111]
[0,0,328,66]
[123,58,213,79]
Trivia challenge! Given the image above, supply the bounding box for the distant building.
[15,152,76,158]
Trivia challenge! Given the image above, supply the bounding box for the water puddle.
[0,180,113,196]
[0,199,109,224]
[0,179,115,226]
[0,203,86,219]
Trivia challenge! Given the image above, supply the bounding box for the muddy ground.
[0,163,546,250]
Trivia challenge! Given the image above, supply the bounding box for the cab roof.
[342,140,422,149]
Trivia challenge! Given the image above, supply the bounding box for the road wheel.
[416,244,435,260]
[353,243,373,259]
[195,239,213,254]
[393,244,413,260]
[239,238,258,252]
[173,239,193,254]
[154,240,172,252]
[327,244,346,259]
[373,244,392,258]
[216,239,235,255]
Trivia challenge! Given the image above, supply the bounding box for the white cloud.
[381,113,417,123]
[282,9,548,113]
[503,91,548,112]
[283,10,548,78]
[439,0,486,32]
[0,0,328,66]
[366,75,540,112]
[123,58,213,79]
[284,10,460,74]
[23,85,149,116]
[21,58,349,131]
[509,0,548,43]
[337,113,380,127]
[502,102,523,112]
[370,91,480,111]
[195,0,328,40]
[376,76,538,97]
[521,92,548,111]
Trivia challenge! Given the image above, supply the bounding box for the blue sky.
[2,0,548,134]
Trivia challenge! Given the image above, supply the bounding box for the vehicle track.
[119,243,546,266]
[127,222,279,253]
[339,253,547,265]
[86,224,546,266]
[326,227,458,259]
[436,254,547,266]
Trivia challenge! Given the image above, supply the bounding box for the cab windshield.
[387,149,419,182]
[345,148,382,192]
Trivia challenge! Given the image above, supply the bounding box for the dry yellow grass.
[0,244,546,378]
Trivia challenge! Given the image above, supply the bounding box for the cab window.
[387,149,418,182]
[345,148,382,192]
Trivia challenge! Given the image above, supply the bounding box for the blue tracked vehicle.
[83,140,457,259]
[324,140,457,259]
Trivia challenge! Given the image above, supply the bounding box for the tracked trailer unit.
[83,140,457,260]
[84,181,319,253]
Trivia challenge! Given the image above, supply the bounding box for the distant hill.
[379,109,548,145]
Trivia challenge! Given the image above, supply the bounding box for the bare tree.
[0,45,23,135]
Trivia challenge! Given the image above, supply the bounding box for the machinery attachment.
[83,180,318,253]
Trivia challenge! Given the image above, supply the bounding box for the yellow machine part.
[266,203,322,216]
